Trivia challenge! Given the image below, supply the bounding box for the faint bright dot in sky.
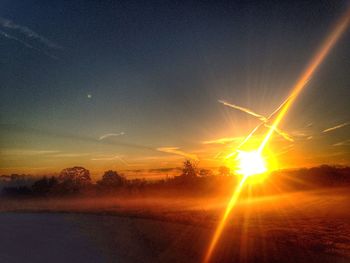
[87,94,92,99]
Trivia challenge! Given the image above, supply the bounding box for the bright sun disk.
[235,150,267,177]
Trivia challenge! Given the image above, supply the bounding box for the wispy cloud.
[291,131,307,137]
[1,124,154,152]
[157,147,198,160]
[0,30,34,49]
[322,122,349,133]
[91,155,130,165]
[98,132,125,140]
[51,153,90,158]
[202,137,243,145]
[333,139,350,147]
[0,30,59,60]
[0,17,62,49]
[1,149,60,156]
[0,166,54,171]
[0,17,61,59]
[305,122,313,128]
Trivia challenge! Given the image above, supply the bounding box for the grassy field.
[0,187,349,262]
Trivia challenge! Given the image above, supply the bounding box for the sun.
[235,150,267,178]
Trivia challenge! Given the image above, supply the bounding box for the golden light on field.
[203,173,249,263]
[204,8,350,263]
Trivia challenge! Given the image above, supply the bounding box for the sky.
[0,0,349,177]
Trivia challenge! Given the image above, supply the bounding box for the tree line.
[0,160,225,197]
[1,162,350,198]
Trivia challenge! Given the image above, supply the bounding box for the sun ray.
[203,174,249,263]
[204,8,350,263]
[259,9,350,153]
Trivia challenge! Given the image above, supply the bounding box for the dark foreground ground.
[0,188,349,263]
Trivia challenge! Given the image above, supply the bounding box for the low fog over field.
[1,165,350,262]
[1,186,349,262]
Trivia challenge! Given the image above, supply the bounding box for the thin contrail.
[333,139,350,146]
[206,8,350,263]
[259,9,350,152]
[322,122,349,133]
[202,137,243,144]
[218,100,267,121]
[157,147,198,160]
[219,99,294,142]
[91,155,130,165]
[224,121,293,160]
[222,95,295,159]
[0,30,59,60]
[99,132,125,140]
[52,153,90,158]
[264,124,294,142]
[225,122,264,159]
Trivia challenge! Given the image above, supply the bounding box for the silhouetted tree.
[181,160,197,178]
[97,170,126,190]
[59,167,91,183]
[54,167,92,194]
[32,176,58,195]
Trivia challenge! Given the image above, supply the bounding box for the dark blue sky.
[1,1,349,175]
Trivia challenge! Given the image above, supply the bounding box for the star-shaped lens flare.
[204,8,350,263]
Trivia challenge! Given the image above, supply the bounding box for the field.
[0,187,349,262]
